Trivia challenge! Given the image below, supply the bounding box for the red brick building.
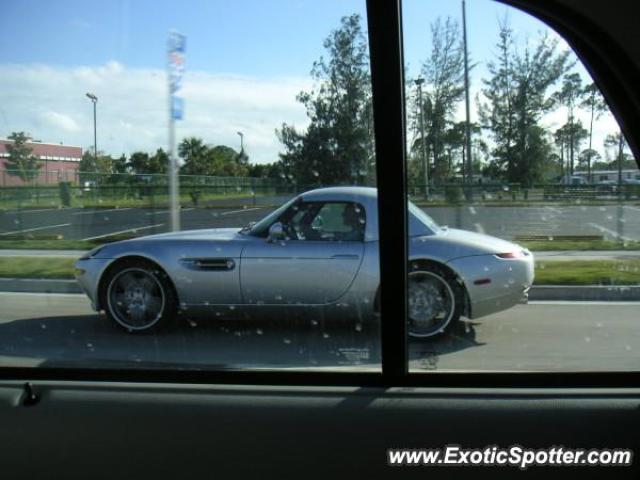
[0,138,82,186]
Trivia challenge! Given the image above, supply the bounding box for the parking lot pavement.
[0,205,273,241]
[2,203,640,242]
[0,292,638,372]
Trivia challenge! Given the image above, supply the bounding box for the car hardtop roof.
[299,186,377,202]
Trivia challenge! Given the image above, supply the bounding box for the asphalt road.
[0,292,638,372]
[2,201,640,242]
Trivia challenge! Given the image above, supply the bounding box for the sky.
[0,0,623,165]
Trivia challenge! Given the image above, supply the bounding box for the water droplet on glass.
[256,328,263,335]
[283,338,292,344]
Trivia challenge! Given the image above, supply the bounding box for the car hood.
[141,227,242,241]
[412,227,525,261]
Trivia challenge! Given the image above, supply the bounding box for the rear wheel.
[102,259,177,333]
[407,265,462,338]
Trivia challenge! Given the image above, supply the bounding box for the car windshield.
[242,196,299,236]
[409,201,440,233]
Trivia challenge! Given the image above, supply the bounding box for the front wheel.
[102,260,177,333]
[407,265,462,338]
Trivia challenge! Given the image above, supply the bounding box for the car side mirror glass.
[267,222,285,242]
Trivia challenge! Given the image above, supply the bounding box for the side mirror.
[267,222,285,242]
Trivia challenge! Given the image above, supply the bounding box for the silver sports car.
[75,187,534,337]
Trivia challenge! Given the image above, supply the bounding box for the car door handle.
[330,254,360,259]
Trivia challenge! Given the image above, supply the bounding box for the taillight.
[496,251,526,259]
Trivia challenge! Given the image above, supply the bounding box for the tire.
[407,264,463,338]
[100,259,177,333]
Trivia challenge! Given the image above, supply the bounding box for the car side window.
[284,202,366,242]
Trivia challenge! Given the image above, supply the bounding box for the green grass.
[1,256,638,286]
[0,257,76,279]
[534,260,640,285]
[411,200,640,208]
[0,239,94,250]
[522,240,640,251]
[13,238,637,253]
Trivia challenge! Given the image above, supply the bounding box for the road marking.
[73,207,132,216]
[468,206,477,215]
[144,208,195,216]
[3,208,64,215]
[82,223,165,241]
[474,223,485,234]
[220,207,262,216]
[544,206,562,214]
[587,222,634,241]
[0,223,71,236]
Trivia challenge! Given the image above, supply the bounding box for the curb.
[528,285,640,301]
[0,278,82,294]
[0,278,638,301]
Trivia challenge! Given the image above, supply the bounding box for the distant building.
[0,138,82,186]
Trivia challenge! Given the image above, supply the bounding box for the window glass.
[0,0,380,372]
[403,0,639,371]
[286,202,366,241]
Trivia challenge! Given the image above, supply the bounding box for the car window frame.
[1,0,640,388]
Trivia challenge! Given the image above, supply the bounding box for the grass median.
[2,238,640,252]
[533,259,640,285]
[0,256,638,286]
[0,256,76,279]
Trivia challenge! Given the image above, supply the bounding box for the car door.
[240,201,365,305]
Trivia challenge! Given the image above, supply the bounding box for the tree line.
[2,132,284,183]
[4,13,635,188]
[278,13,634,188]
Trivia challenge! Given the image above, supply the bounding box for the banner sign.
[168,31,186,120]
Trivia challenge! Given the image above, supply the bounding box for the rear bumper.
[74,257,113,311]
[470,286,530,319]
[448,251,534,320]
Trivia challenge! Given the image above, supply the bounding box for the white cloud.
[0,62,311,164]
[38,111,80,132]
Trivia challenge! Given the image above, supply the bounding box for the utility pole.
[462,0,473,194]
[618,132,624,188]
[587,89,595,183]
[415,78,428,198]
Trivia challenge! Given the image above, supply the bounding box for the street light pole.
[237,131,244,153]
[415,78,428,198]
[86,93,98,169]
